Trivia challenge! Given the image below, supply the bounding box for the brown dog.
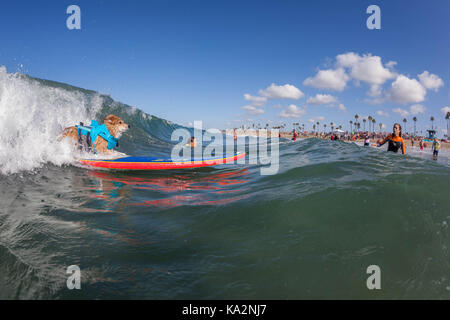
[61,114,129,154]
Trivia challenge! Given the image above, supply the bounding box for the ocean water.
[1,68,449,299]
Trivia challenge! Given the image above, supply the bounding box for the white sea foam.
[0,66,103,174]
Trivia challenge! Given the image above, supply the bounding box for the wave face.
[0,69,449,299]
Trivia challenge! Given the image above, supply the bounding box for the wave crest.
[0,67,103,174]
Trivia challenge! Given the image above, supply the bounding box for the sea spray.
[0,67,103,174]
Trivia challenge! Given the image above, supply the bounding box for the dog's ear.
[104,114,115,123]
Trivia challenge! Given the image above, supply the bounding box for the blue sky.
[1,0,449,136]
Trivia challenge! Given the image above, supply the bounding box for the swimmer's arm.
[377,135,390,147]
[402,139,406,154]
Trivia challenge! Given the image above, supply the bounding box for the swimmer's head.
[393,123,402,137]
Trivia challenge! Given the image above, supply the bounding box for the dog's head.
[103,114,130,138]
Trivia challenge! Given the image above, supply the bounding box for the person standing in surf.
[432,137,440,160]
[364,133,370,146]
[292,129,297,141]
[377,123,406,154]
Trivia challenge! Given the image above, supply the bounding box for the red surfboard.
[80,151,246,170]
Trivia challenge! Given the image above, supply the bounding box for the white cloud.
[376,110,389,117]
[306,94,338,105]
[386,61,397,69]
[337,53,395,85]
[368,84,382,97]
[392,108,410,117]
[409,104,426,115]
[308,116,325,123]
[418,71,444,92]
[242,105,265,115]
[303,68,349,91]
[272,104,282,109]
[304,53,443,106]
[364,97,385,105]
[259,83,304,100]
[337,103,347,112]
[278,105,306,118]
[243,93,267,106]
[336,52,360,68]
[388,75,426,104]
[441,106,450,115]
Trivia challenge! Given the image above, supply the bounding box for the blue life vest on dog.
[76,120,119,153]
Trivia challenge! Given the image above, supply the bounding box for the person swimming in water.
[187,136,197,148]
[377,123,406,154]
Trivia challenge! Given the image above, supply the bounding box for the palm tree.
[372,119,376,133]
[313,124,316,132]
[330,122,334,132]
[368,116,373,132]
[354,114,359,129]
[446,112,450,138]
[349,120,353,132]
[323,124,327,132]
[430,116,435,130]
[403,118,407,134]
[379,123,382,132]
[413,117,417,136]
[363,118,367,131]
